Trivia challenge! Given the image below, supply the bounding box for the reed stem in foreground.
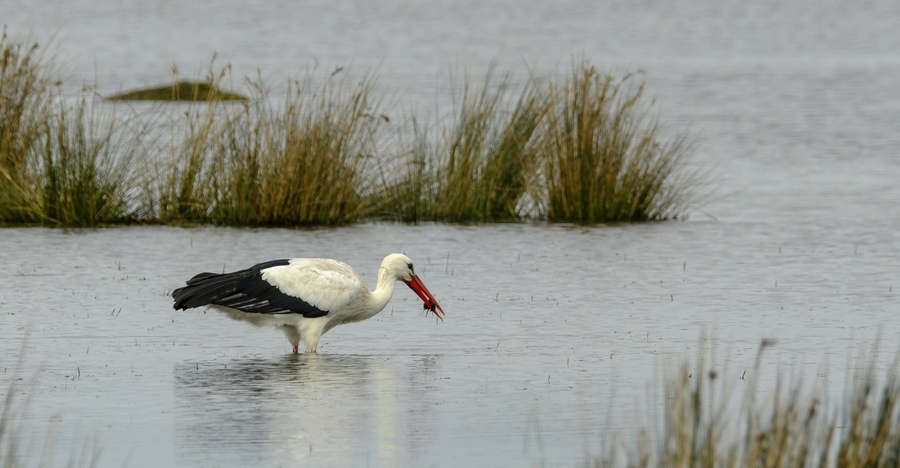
[590,344,900,468]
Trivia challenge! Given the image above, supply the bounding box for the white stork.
[172,253,444,353]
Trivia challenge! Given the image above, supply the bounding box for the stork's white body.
[172,253,443,353]
[212,258,400,352]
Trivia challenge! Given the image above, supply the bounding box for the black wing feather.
[172,259,329,318]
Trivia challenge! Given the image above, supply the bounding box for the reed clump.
[0,31,142,227]
[0,28,56,223]
[149,67,386,226]
[589,345,900,468]
[378,61,700,224]
[374,68,547,222]
[2,97,144,226]
[0,29,705,227]
[533,62,699,223]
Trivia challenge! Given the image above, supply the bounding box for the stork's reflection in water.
[174,354,441,467]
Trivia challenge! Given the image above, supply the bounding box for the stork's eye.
[407,262,414,272]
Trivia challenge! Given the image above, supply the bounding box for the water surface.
[2,222,898,467]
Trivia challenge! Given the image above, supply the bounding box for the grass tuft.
[377,61,700,224]
[589,344,900,468]
[22,96,144,226]
[148,66,387,226]
[0,29,707,227]
[0,27,57,222]
[535,61,700,223]
[0,30,142,227]
[374,66,548,223]
[429,67,547,222]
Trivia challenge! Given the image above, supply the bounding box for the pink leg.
[292,344,299,354]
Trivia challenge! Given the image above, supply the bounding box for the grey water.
[1,0,900,466]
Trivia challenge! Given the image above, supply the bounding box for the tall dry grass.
[378,62,700,224]
[429,69,547,222]
[374,67,548,223]
[0,31,142,226]
[0,28,56,173]
[371,117,433,222]
[147,67,234,223]
[0,29,705,227]
[0,28,56,223]
[589,344,900,468]
[149,66,386,226]
[534,61,700,223]
[23,97,144,226]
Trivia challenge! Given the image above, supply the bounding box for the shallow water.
[2,222,898,466]
[2,0,900,466]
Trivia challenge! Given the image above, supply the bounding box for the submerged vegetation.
[106,80,247,102]
[0,30,705,227]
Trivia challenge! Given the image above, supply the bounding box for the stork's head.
[382,253,444,320]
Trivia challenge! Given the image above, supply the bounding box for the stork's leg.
[305,337,320,354]
[282,325,301,354]
[298,317,327,354]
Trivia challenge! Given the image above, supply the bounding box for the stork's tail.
[172,272,237,310]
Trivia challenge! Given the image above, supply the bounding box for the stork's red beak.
[403,275,444,320]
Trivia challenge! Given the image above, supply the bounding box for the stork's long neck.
[367,266,398,316]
